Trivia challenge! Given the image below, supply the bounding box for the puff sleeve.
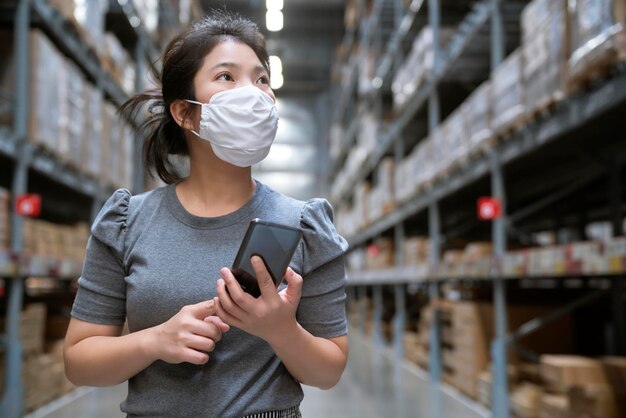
[296,198,349,338]
[71,189,130,325]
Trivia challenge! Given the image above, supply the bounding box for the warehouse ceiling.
[200,0,346,94]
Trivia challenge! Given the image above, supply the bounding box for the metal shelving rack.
[0,0,160,415]
[332,0,626,417]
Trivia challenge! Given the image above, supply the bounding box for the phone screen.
[231,220,302,297]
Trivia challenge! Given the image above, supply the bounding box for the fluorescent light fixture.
[266,10,283,32]
[269,55,283,73]
[271,72,284,90]
[266,0,284,10]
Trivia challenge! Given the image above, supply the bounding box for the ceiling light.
[266,10,283,32]
[271,72,284,90]
[269,55,283,73]
[266,0,284,10]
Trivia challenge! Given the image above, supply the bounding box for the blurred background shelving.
[1,0,626,417]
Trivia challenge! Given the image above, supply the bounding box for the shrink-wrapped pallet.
[491,48,526,136]
[63,59,86,170]
[82,83,104,179]
[28,30,66,153]
[522,0,569,115]
[442,105,469,171]
[568,0,626,88]
[464,81,492,156]
[392,26,455,110]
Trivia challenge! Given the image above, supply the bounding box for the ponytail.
[119,88,189,184]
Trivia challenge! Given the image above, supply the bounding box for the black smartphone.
[231,219,303,298]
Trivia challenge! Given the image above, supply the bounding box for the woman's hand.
[214,256,303,344]
[149,299,230,365]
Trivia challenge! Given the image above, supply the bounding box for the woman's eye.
[258,75,270,85]
[217,73,234,81]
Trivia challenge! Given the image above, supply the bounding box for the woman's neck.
[175,157,256,218]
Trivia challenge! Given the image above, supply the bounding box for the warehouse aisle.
[26,331,489,418]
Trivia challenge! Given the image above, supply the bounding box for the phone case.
[231,219,303,297]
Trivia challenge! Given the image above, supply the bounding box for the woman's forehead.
[202,40,266,71]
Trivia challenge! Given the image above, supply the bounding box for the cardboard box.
[539,394,570,418]
[541,355,608,392]
[511,382,544,418]
[0,303,46,356]
[568,384,626,418]
[568,0,626,89]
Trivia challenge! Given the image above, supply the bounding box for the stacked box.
[391,26,455,110]
[566,241,607,274]
[365,238,394,270]
[394,156,411,204]
[414,137,434,190]
[403,236,431,266]
[431,127,447,181]
[539,395,570,418]
[354,181,371,230]
[539,355,626,417]
[491,48,526,136]
[102,33,136,95]
[568,0,626,89]
[358,112,378,157]
[377,157,395,214]
[442,105,469,171]
[50,0,107,56]
[448,302,574,399]
[464,81,493,156]
[28,30,66,153]
[540,355,609,392]
[0,303,46,356]
[367,187,383,226]
[528,246,567,276]
[64,59,86,169]
[511,382,544,418]
[403,331,422,365]
[83,83,104,179]
[0,187,9,249]
[521,0,569,115]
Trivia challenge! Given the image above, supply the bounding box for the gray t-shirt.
[71,181,348,418]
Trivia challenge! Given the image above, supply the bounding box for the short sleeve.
[296,198,349,338]
[71,189,130,325]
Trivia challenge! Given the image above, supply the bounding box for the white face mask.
[185,85,279,167]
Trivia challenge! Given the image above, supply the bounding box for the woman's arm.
[64,300,229,387]
[214,257,348,389]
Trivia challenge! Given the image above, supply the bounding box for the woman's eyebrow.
[209,63,268,74]
[209,62,240,72]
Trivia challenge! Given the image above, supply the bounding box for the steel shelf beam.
[0,128,17,159]
[346,69,626,249]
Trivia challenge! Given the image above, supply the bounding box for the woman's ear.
[169,100,195,130]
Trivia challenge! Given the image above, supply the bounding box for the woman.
[64,10,348,418]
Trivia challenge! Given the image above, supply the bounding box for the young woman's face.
[193,40,275,104]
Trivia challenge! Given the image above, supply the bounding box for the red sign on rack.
[477,197,501,220]
[15,194,42,218]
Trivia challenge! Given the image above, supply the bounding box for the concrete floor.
[25,331,490,418]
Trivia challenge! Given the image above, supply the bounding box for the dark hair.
[120,10,270,184]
